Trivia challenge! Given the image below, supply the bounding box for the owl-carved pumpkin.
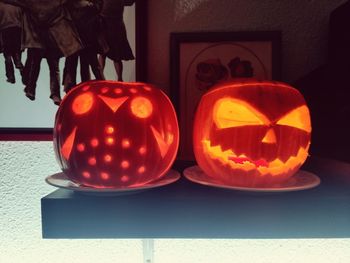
[193,81,311,187]
[53,81,179,188]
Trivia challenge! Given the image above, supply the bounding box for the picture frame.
[0,0,148,140]
[170,31,282,160]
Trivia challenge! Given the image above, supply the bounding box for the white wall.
[0,141,142,263]
[1,1,350,262]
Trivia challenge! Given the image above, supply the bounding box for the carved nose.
[262,128,277,144]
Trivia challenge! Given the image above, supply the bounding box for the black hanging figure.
[98,0,135,81]
[2,0,83,105]
[63,0,108,93]
[0,1,24,84]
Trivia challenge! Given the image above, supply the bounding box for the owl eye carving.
[72,92,94,115]
[130,96,153,118]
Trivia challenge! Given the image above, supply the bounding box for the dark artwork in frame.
[0,0,148,140]
[170,31,282,160]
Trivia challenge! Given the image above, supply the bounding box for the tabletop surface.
[41,157,350,239]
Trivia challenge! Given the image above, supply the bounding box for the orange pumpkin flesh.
[54,81,179,188]
[193,81,311,187]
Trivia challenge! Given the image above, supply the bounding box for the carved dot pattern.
[82,85,90,91]
[105,125,115,134]
[82,171,91,179]
[91,138,99,147]
[104,154,112,162]
[77,143,85,152]
[121,175,129,182]
[122,139,131,148]
[101,172,109,180]
[114,88,123,94]
[121,160,130,169]
[101,87,109,94]
[130,88,137,94]
[138,166,146,174]
[139,146,146,155]
[106,137,115,145]
[88,157,97,166]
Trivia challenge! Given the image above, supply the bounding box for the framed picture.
[0,0,148,140]
[170,31,282,160]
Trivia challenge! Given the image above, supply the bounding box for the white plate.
[45,169,180,196]
[183,166,321,193]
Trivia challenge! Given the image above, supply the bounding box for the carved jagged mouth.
[228,156,269,168]
[202,140,309,176]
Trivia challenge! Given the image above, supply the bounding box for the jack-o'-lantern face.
[54,81,179,188]
[193,81,311,187]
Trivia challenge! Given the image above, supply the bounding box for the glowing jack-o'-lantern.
[53,81,179,188]
[193,80,311,187]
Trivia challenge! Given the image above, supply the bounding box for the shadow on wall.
[295,1,350,162]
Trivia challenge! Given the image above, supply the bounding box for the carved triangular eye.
[213,98,269,129]
[276,105,311,132]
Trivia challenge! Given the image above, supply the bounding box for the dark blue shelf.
[41,158,350,239]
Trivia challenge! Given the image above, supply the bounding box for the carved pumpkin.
[53,81,179,188]
[193,80,311,187]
